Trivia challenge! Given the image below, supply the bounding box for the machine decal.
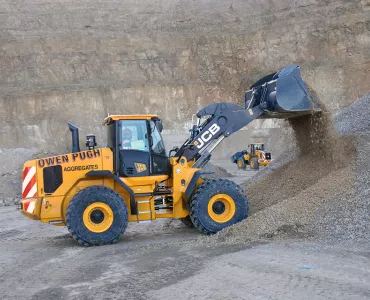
[38,150,101,168]
[22,166,37,199]
[194,123,220,149]
[64,165,99,172]
[134,163,147,173]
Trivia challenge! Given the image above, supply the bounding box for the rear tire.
[250,158,259,170]
[237,158,246,170]
[66,186,128,246]
[189,179,248,234]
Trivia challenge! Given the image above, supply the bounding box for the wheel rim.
[83,202,114,233]
[237,160,243,167]
[208,194,236,223]
[250,160,255,168]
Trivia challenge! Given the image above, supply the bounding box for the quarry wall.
[1,0,369,156]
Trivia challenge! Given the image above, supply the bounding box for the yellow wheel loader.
[231,143,272,170]
[19,65,320,246]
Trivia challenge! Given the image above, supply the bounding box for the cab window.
[255,144,264,150]
[150,121,166,156]
[120,120,149,152]
[150,120,169,175]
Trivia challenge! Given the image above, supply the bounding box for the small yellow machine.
[19,65,320,246]
[231,143,272,170]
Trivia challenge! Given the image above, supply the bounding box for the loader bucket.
[245,65,320,119]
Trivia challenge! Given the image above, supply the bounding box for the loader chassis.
[19,65,320,246]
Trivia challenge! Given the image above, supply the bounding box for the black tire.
[189,179,248,234]
[180,216,194,227]
[250,157,259,170]
[237,158,246,170]
[66,186,128,246]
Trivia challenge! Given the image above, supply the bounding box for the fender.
[85,170,138,214]
[184,170,214,199]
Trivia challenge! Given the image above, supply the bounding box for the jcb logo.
[134,163,147,173]
[194,123,221,149]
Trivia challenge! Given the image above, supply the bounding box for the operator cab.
[249,143,265,155]
[105,115,169,177]
[252,143,264,151]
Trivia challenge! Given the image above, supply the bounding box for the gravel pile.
[242,150,298,188]
[334,92,370,135]
[329,92,370,242]
[211,93,370,243]
[215,166,355,243]
[203,162,233,179]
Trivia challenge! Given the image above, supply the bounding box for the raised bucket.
[245,65,321,118]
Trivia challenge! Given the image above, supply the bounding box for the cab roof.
[104,115,159,125]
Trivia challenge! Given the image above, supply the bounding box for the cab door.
[118,120,151,177]
[149,120,170,175]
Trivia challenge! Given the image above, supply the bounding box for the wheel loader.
[231,143,272,170]
[19,65,320,246]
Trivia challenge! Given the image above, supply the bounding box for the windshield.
[254,144,264,150]
[120,120,149,152]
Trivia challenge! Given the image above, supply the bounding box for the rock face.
[0,0,369,153]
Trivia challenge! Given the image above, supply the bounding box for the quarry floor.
[0,206,369,300]
[0,159,369,300]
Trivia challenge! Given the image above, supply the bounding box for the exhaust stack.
[68,122,81,153]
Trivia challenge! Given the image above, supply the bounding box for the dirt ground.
[0,158,369,300]
[0,206,369,300]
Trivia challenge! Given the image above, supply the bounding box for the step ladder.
[135,198,153,223]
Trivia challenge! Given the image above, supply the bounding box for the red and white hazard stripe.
[22,166,37,199]
[23,201,36,213]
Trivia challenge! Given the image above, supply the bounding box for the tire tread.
[66,186,128,246]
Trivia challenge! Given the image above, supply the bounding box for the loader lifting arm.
[175,102,265,168]
[175,65,320,168]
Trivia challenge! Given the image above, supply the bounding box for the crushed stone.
[209,94,370,244]
[203,162,233,179]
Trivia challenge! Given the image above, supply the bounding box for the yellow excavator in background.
[19,65,320,246]
[231,143,272,170]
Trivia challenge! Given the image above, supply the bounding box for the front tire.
[66,186,128,246]
[250,157,259,170]
[189,179,248,234]
[237,158,246,170]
